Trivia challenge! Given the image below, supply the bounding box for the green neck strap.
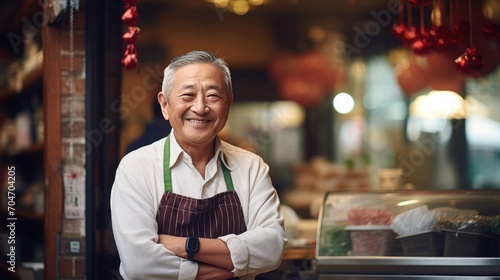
[163,136,234,193]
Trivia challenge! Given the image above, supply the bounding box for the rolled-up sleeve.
[219,154,288,277]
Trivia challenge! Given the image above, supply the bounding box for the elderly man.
[111,51,287,280]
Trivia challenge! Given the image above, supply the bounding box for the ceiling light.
[205,0,267,15]
[233,0,250,15]
[333,92,355,114]
[214,0,229,8]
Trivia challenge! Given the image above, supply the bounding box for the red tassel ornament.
[122,6,139,26]
[122,44,139,70]
[122,26,141,44]
[455,47,484,77]
[121,0,140,70]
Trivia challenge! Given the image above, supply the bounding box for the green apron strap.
[163,136,172,193]
[221,159,235,191]
[163,135,234,192]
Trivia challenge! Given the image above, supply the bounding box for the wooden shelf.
[0,142,43,160]
[0,1,46,278]
[0,64,43,102]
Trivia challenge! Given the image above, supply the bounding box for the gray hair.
[161,51,233,100]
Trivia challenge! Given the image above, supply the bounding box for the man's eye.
[207,93,221,100]
[181,93,195,98]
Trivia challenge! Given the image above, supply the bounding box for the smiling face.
[158,63,233,149]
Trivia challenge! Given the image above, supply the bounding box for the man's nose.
[192,96,208,113]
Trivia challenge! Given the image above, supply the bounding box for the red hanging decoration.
[393,23,407,39]
[121,0,140,70]
[454,0,486,77]
[411,7,434,55]
[122,44,139,70]
[426,0,457,52]
[123,26,141,44]
[403,26,419,45]
[392,0,407,39]
[402,2,419,46]
[455,47,484,77]
[393,0,500,77]
[122,6,139,26]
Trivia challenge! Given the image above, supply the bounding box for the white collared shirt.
[111,130,287,280]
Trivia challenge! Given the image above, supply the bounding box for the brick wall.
[58,7,87,280]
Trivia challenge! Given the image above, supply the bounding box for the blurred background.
[1,0,500,279]
[120,0,500,212]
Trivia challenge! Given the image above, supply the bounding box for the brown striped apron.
[156,134,247,240]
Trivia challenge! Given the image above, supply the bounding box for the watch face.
[187,237,199,251]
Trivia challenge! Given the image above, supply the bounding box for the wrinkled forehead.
[173,64,225,87]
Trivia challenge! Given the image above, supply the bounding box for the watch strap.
[186,236,199,261]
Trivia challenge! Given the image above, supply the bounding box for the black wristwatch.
[185,236,199,261]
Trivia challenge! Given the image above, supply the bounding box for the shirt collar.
[168,130,232,171]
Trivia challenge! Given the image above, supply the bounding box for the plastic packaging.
[391,205,437,236]
[431,207,478,221]
[436,214,491,234]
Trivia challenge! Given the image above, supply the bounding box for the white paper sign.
[63,164,85,219]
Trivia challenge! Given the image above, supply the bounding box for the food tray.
[442,229,493,257]
[345,225,395,256]
[397,230,444,256]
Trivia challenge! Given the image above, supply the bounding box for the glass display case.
[315,190,500,279]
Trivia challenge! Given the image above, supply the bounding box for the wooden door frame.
[42,20,62,280]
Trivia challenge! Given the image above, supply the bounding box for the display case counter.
[315,190,500,278]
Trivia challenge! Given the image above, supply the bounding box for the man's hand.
[196,263,233,280]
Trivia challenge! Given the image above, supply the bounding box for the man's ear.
[157,92,169,120]
[229,92,234,106]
